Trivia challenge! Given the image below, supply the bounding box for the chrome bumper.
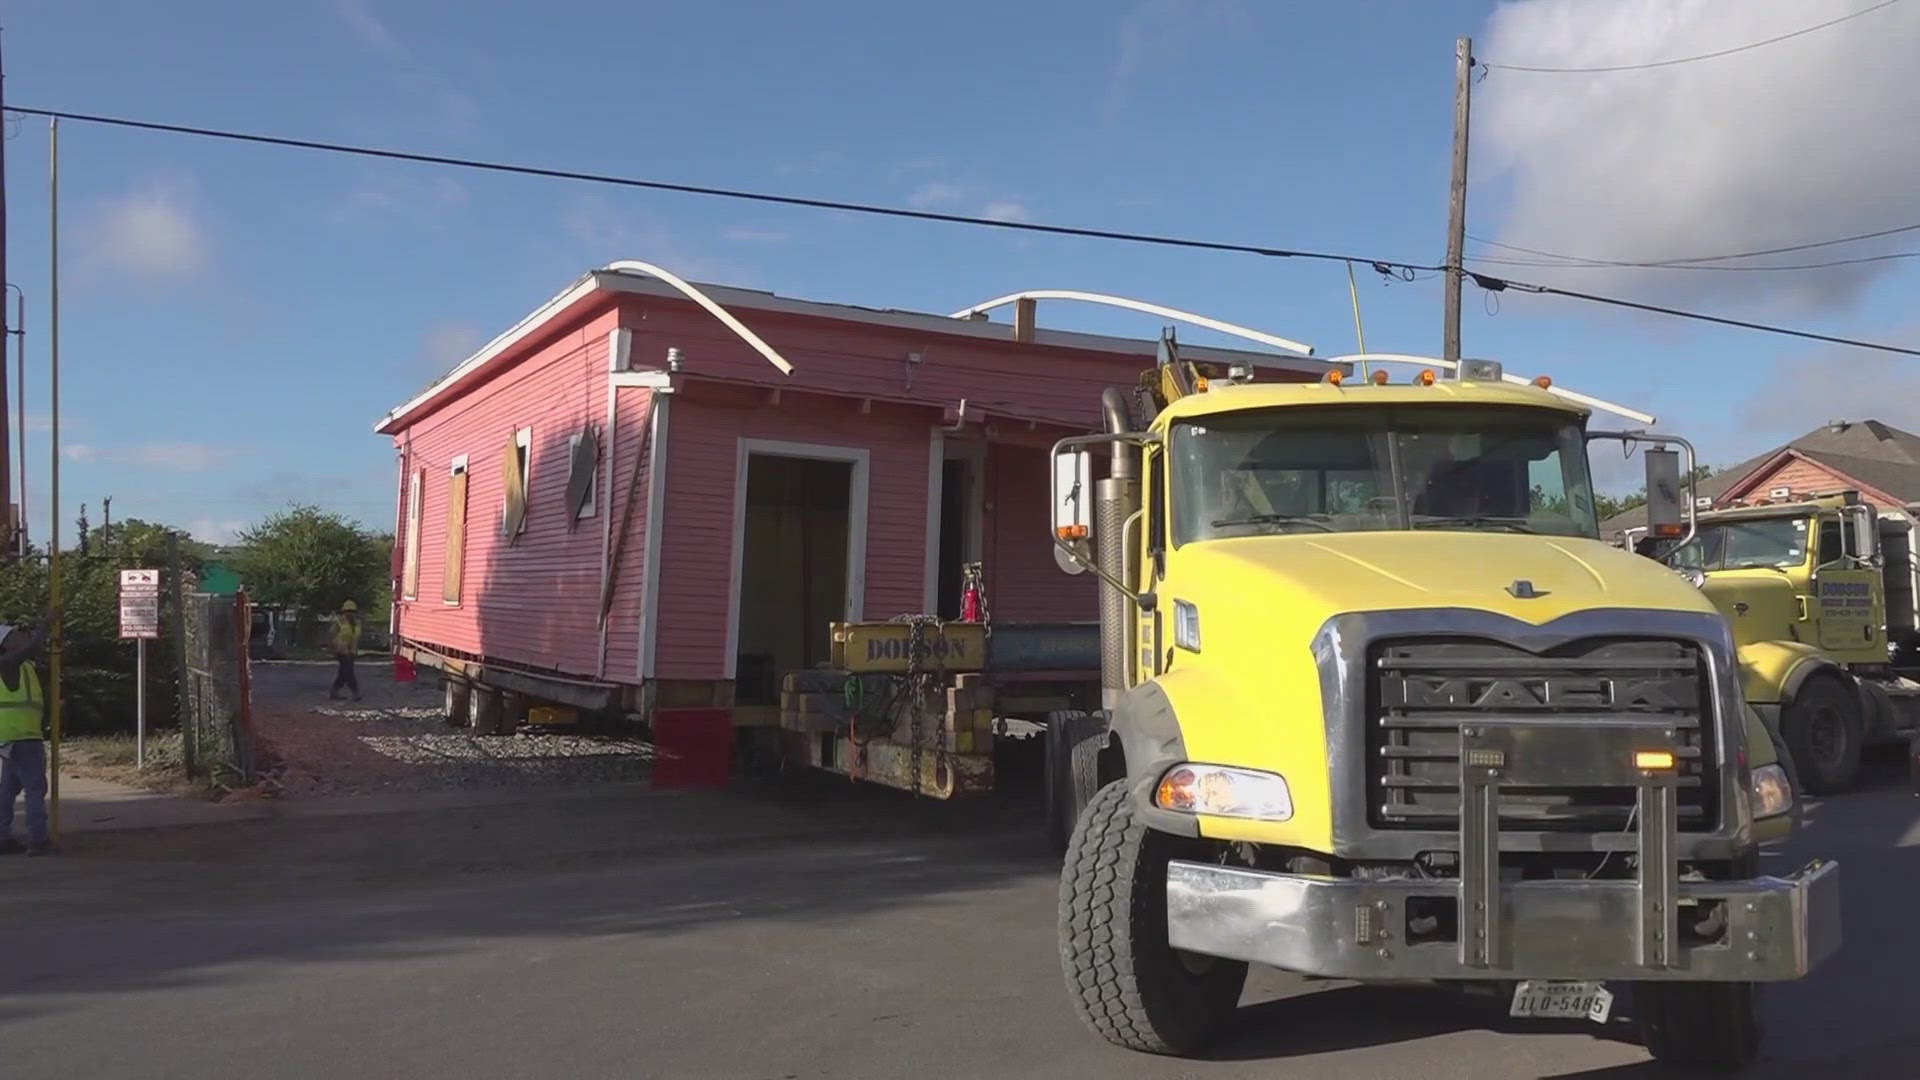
[1166,858,1840,982]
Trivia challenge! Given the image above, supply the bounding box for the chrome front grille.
[1368,637,1716,832]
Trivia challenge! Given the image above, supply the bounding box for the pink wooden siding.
[982,441,1096,622]
[393,308,627,677]
[650,385,932,681]
[1731,455,1903,510]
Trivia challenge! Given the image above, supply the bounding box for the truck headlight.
[1750,763,1794,819]
[1155,764,1292,821]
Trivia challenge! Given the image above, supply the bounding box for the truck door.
[1814,512,1880,653]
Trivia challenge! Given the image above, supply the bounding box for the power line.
[1469,250,1920,273]
[1473,272,1920,357]
[1483,0,1904,73]
[12,105,1920,359]
[3,105,1441,272]
[1468,222,1920,267]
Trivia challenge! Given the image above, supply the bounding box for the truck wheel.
[1059,780,1246,1055]
[1781,676,1864,795]
[1045,711,1105,853]
[469,686,505,736]
[443,679,471,728]
[1634,980,1761,1072]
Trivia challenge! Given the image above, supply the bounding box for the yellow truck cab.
[1049,346,1836,1071]
[1636,492,1920,793]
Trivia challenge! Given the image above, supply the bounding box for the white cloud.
[82,183,207,279]
[1478,0,1920,313]
[187,519,249,546]
[418,324,485,373]
[1738,324,1920,438]
[65,442,232,471]
[333,175,468,224]
[908,183,1038,223]
[981,200,1036,224]
[722,227,789,244]
[1107,0,1250,120]
[334,0,475,136]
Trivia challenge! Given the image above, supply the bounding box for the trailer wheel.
[1059,780,1246,1056]
[469,685,505,736]
[443,679,471,728]
[1634,980,1761,1073]
[1781,675,1863,794]
[1045,711,1105,853]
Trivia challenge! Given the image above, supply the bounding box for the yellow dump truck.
[1047,346,1837,1070]
[1628,491,1920,793]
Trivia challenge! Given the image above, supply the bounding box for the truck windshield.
[1668,517,1809,572]
[1169,405,1598,544]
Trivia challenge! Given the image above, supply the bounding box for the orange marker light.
[1055,524,1089,541]
[1371,370,1390,385]
[1323,370,1344,386]
[1634,750,1677,771]
[1156,767,1198,811]
[1416,369,1436,386]
[1534,375,1553,389]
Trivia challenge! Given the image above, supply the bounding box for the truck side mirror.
[1644,448,1686,540]
[1850,504,1879,564]
[1052,445,1092,575]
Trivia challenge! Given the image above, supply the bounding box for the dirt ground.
[249,660,654,799]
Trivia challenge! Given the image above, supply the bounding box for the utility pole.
[0,30,15,555]
[1443,36,1473,363]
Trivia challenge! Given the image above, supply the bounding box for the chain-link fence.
[178,590,255,783]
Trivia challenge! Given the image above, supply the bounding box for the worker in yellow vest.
[0,611,55,856]
[329,601,363,702]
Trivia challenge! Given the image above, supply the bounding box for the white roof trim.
[375,263,1337,434]
[948,289,1316,357]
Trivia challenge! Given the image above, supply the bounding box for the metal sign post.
[119,569,160,767]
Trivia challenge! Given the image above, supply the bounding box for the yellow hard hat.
[340,600,359,612]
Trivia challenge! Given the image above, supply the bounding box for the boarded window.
[444,457,469,603]
[502,427,531,540]
[567,428,599,521]
[402,468,424,599]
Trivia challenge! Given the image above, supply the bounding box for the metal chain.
[893,613,949,798]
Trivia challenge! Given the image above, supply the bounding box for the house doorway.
[935,442,986,619]
[731,444,867,706]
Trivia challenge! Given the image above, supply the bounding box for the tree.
[232,505,389,616]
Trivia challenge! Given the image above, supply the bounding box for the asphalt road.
[1,756,1915,1080]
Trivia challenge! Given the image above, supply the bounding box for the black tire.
[443,679,471,728]
[1045,711,1106,853]
[1634,980,1761,1073]
[1780,676,1864,795]
[1059,780,1247,1055]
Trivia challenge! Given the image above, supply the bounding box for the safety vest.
[332,616,361,656]
[0,662,43,743]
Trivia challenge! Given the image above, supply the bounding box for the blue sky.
[5,0,1918,544]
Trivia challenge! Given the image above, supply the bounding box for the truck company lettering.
[1819,580,1874,611]
[866,636,970,663]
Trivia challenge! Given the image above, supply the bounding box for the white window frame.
[402,466,424,601]
[445,455,470,607]
[502,426,533,536]
[723,438,870,681]
[570,430,598,520]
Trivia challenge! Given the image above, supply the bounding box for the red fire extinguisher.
[960,562,987,623]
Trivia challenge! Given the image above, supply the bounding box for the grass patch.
[58,731,206,798]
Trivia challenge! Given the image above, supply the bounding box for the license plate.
[1510,980,1614,1024]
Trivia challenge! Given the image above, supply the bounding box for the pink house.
[376,265,1328,726]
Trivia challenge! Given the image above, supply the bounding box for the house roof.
[374,267,1336,434]
[1599,419,1920,534]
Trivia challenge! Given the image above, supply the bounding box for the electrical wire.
[1471,272,1920,357]
[1468,222,1920,267]
[3,105,1442,273]
[1468,250,1920,273]
[1483,0,1904,73]
[13,105,1920,358]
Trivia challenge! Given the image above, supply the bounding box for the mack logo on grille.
[1395,676,1685,710]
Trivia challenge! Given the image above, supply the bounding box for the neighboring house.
[1601,419,1920,537]
[375,265,1332,718]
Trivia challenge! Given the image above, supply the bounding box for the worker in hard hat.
[0,608,57,855]
[329,600,363,702]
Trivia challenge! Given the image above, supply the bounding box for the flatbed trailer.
[776,620,1100,798]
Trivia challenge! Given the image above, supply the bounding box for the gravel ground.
[249,660,653,798]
